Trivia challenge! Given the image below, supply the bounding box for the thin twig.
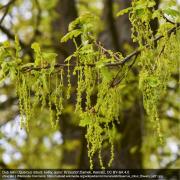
[110,54,138,88]
[0,0,16,25]
[0,6,9,24]
[3,23,180,72]
[105,22,180,66]
[94,41,121,61]
[0,0,15,10]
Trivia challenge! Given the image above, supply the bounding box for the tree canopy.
[0,0,180,170]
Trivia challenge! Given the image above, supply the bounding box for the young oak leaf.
[61,29,82,43]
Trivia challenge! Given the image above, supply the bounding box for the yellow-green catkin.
[47,73,55,128]
[9,8,179,169]
[16,73,31,131]
[54,74,60,127]
[53,69,64,128]
[130,0,155,47]
[66,59,71,99]
[75,66,84,112]
[138,32,179,144]
[16,71,24,130]
[107,123,115,167]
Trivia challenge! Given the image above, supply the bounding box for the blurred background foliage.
[0,0,179,169]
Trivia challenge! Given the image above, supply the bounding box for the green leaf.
[64,54,75,62]
[31,43,42,66]
[34,57,41,67]
[147,1,156,8]
[0,71,6,83]
[135,1,155,9]
[0,62,9,83]
[0,47,6,63]
[3,41,10,48]
[101,67,113,82]
[15,58,22,64]
[116,7,132,17]
[167,0,176,6]
[31,42,41,52]
[148,77,160,88]
[61,30,82,43]
[68,13,96,31]
[42,52,57,72]
[135,9,144,16]
[42,52,57,62]
[1,62,9,74]
[163,8,180,18]
[152,10,161,19]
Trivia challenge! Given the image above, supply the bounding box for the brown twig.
[0,0,16,10]
[0,0,16,25]
[94,41,121,61]
[105,22,180,67]
[3,23,180,72]
[110,54,138,88]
